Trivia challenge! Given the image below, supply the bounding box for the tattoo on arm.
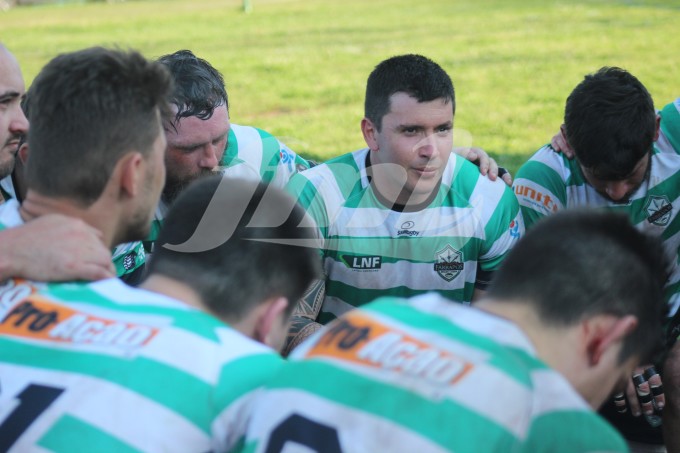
[282,279,325,356]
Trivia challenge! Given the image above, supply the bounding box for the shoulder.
[0,198,23,230]
[286,149,367,199]
[516,144,574,182]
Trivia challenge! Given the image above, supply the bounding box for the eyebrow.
[398,121,453,130]
[0,90,22,102]
[174,131,229,149]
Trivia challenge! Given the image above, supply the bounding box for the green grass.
[2,0,679,173]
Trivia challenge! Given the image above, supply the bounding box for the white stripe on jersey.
[211,388,264,453]
[1,363,210,452]
[321,296,356,319]
[406,294,536,353]
[248,389,451,453]
[531,368,590,416]
[325,258,473,291]
[231,124,265,171]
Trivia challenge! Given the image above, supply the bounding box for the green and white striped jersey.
[241,294,627,453]
[145,123,309,248]
[0,277,283,453]
[285,148,523,324]
[221,124,310,188]
[0,198,146,282]
[514,98,680,316]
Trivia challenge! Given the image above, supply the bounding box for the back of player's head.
[564,67,656,179]
[364,54,455,131]
[488,209,668,364]
[27,47,172,206]
[148,175,321,323]
[157,49,228,128]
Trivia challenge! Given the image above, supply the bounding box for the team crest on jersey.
[645,195,673,226]
[122,251,137,271]
[434,245,464,282]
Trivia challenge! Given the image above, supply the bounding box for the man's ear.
[254,296,289,347]
[117,152,144,199]
[654,114,661,141]
[585,315,638,366]
[361,117,379,151]
[559,124,569,145]
[18,143,29,165]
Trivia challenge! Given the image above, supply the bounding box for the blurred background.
[2,0,678,173]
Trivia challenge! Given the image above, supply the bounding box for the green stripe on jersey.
[45,283,223,342]
[661,100,680,154]
[362,299,540,385]
[39,415,140,453]
[0,339,217,433]
[515,144,680,316]
[288,149,521,319]
[524,410,627,452]
[271,360,520,451]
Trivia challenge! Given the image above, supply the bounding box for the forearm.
[0,228,28,281]
[282,278,326,356]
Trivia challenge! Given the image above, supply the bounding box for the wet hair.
[157,49,228,128]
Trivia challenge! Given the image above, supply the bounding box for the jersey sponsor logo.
[434,245,464,282]
[514,184,558,213]
[509,219,520,239]
[306,311,474,385]
[645,195,673,226]
[280,149,294,171]
[397,220,420,237]
[0,295,158,349]
[0,279,40,319]
[340,254,382,270]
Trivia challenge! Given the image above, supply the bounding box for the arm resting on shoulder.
[0,214,115,282]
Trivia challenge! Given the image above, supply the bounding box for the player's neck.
[141,274,206,312]
[20,189,118,249]
[476,298,580,377]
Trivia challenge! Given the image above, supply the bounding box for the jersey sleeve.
[659,98,680,155]
[476,180,524,277]
[513,146,569,230]
[285,172,329,248]
[222,124,310,190]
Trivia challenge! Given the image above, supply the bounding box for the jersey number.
[264,413,342,453]
[0,383,65,451]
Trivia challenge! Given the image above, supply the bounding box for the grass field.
[2,0,679,173]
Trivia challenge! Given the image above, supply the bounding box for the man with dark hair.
[284,54,523,352]
[141,49,311,251]
[0,171,320,450]
[514,67,680,451]
[242,210,667,452]
[0,43,114,282]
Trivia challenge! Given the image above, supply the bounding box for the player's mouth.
[414,167,439,178]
